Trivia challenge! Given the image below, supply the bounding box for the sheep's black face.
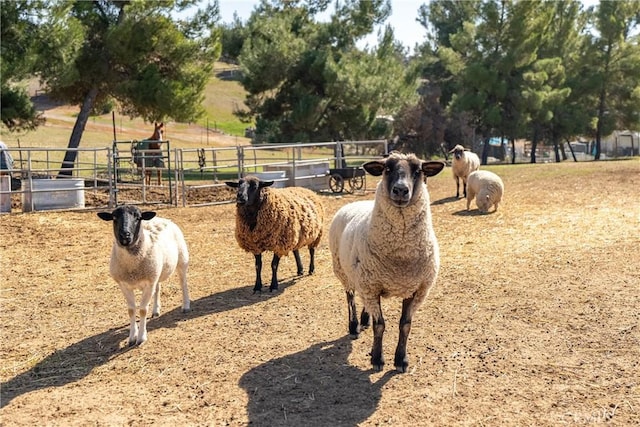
[453,147,465,160]
[226,177,274,207]
[97,205,156,248]
[363,153,445,207]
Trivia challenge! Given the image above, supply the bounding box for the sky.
[216,0,600,52]
[217,0,429,51]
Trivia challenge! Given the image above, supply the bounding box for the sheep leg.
[269,254,281,291]
[178,262,191,312]
[466,188,475,211]
[346,291,360,338]
[394,297,416,373]
[253,253,263,293]
[370,300,386,371]
[307,247,315,275]
[151,282,161,318]
[455,176,460,198]
[121,286,139,347]
[462,178,468,198]
[136,284,156,346]
[360,309,370,329]
[293,249,304,275]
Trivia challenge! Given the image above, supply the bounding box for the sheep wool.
[227,176,324,292]
[466,169,504,213]
[98,205,190,346]
[235,187,323,257]
[450,144,480,198]
[329,152,445,373]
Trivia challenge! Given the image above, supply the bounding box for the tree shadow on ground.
[239,336,398,426]
[0,282,298,408]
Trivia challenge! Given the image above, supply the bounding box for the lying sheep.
[97,205,191,346]
[225,176,324,293]
[449,144,480,198]
[329,152,445,372]
[466,170,504,213]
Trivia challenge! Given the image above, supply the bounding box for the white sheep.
[449,144,480,198]
[97,205,191,346]
[466,170,504,213]
[225,176,324,293]
[329,152,445,372]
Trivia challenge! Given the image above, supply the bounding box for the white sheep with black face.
[329,152,445,373]
[449,144,480,198]
[98,205,191,346]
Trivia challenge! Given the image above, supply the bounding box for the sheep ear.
[448,147,455,153]
[259,180,274,188]
[225,181,239,188]
[141,211,156,221]
[97,212,113,221]
[362,160,385,176]
[422,161,445,177]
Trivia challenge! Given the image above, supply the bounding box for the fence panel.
[1,140,389,212]
[0,146,112,213]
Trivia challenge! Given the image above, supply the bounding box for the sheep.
[466,170,504,213]
[225,176,324,293]
[328,152,445,373]
[449,144,480,198]
[97,205,191,346]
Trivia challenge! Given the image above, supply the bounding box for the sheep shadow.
[452,208,496,216]
[0,285,272,408]
[431,196,460,205]
[239,336,398,426]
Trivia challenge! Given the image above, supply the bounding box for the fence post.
[292,146,296,187]
[237,146,244,178]
[107,147,114,208]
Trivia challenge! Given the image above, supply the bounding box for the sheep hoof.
[297,269,304,276]
[269,285,278,292]
[151,312,160,318]
[394,361,409,373]
[371,362,384,372]
[370,354,385,371]
[182,308,191,314]
[349,332,360,340]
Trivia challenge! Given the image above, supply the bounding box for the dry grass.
[1,159,639,425]
[0,63,250,150]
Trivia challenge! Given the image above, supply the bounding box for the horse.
[136,122,164,186]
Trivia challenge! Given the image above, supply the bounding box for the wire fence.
[0,140,388,213]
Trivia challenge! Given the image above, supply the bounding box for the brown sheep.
[225,176,324,292]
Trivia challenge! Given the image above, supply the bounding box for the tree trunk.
[511,138,516,164]
[481,138,489,165]
[58,86,99,177]
[566,139,577,162]
[530,127,539,163]
[553,140,561,162]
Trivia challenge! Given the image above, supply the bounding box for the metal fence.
[1,140,388,213]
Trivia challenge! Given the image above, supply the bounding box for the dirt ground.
[1,159,639,426]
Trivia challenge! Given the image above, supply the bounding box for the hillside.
[0,64,251,150]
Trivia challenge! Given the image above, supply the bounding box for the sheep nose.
[119,231,132,243]
[392,184,409,197]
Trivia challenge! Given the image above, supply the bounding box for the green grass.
[0,62,250,147]
[199,66,251,135]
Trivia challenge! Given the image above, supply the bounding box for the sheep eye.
[385,167,391,174]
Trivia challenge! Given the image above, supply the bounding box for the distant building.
[601,130,639,157]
